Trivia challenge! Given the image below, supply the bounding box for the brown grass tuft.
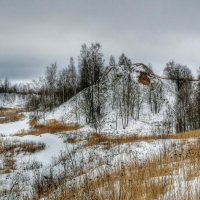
[0,140,46,155]
[0,157,16,174]
[0,139,45,174]
[85,133,155,148]
[0,108,24,124]
[65,137,78,144]
[16,119,80,136]
[85,130,200,148]
[168,129,200,139]
[29,118,38,129]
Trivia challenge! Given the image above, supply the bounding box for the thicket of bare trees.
[25,58,78,111]
[0,78,33,94]
[193,68,200,129]
[111,53,135,128]
[148,81,163,114]
[78,43,106,131]
[164,61,199,132]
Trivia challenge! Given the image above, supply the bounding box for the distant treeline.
[0,78,34,94]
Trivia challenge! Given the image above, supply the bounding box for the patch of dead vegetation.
[85,130,200,148]
[65,137,79,144]
[0,107,24,124]
[16,119,80,136]
[10,129,200,199]
[0,139,46,155]
[85,133,157,148]
[167,129,200,139]
[0,139,45,174]
[0,155,16,174]
[52,137,200,200]
[36,146,174,199]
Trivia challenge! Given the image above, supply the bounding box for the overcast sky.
[0,0,200,82]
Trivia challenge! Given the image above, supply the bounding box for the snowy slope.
[48,64,177,135]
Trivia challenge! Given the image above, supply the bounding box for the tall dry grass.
[85,130,200,148]
[0,108,24,124]
[0,140,46,154]
[34,130,200,200]
[16,119,80,136]
[2,129,200,199]
[0,139,45,174]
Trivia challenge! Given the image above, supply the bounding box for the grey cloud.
[0,0,200,81]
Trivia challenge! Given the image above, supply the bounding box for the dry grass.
[85,133,160,148]
[0,139,46,155]
[51,137,200,200]
[85,133,152,148]
[0,139,45,174]
[167,129,200,139]
[0,156,16,174]
[85,130,200,148]
[37,148,173,199]
[65,137,78,144]
[29,117,38,128]
[3,128,200,199]
[0,108,24,124]
[16,119,80,136]
[0,140,15,174]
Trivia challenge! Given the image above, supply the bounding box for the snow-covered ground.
[0,102,173,199]
[0,65,197,199]
[0,117,29,136]
[0,103,199,200]
[16,134,68,166]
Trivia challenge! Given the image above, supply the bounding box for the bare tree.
[164,61,193,132]
[109,55,116,66]
[79,43,105,132]
[45,63,57,110]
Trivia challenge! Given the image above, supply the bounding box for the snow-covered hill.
[48,64,177,135]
